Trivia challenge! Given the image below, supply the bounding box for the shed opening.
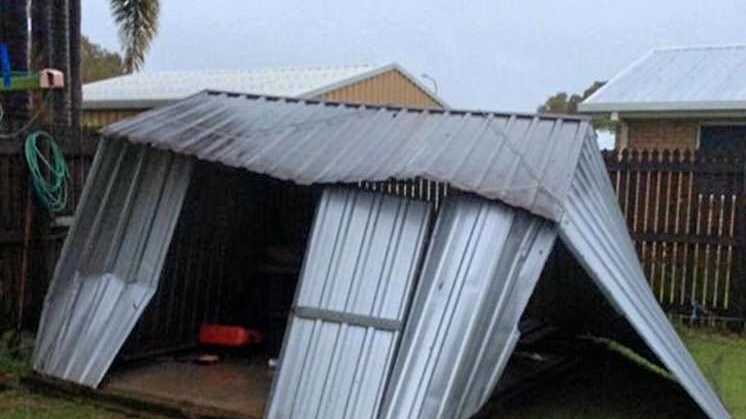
[95,161,318,417]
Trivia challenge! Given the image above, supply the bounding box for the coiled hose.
[24,131,69,213]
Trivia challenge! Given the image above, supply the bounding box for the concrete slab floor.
[103,356,275,418]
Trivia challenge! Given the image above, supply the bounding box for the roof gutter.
[578,100,746,114]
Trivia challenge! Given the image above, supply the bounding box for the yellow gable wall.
[320,69,443,109]
[82,109,146,128]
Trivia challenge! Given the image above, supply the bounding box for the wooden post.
[734,158,746,326]
[17,178,34,332]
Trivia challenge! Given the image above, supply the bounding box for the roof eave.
[82,98,175,110]
[579,100,746,115]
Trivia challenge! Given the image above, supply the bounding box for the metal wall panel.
[266,188,432,419]
[559,136,730,419]
[103,91,594,222]
[32,139,193,387]
[381,196,557,419]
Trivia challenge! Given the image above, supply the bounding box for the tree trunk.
[68,0,80,132]
[49,0,70,127]
[1,0,30,122]
[31,0,51,68]
[31,0,51,124]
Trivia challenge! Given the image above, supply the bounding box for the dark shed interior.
[100,162,318,417]
[118,161,319,361]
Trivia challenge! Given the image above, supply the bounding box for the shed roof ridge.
[200,90,590,121]
[653,43,746,52]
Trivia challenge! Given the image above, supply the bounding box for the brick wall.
[624,119,699,150]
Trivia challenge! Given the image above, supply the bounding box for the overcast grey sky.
[83,0,746,112]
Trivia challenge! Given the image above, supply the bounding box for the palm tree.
[109,0,161,72]
[26,0,160,128]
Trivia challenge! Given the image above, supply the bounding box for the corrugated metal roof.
[83,63,447,110]
[559,136,730,419]
[381,195,557,419]
[580,45,746,113]
[266,188,432,419]
[33,139,193,387]
[103,91,594,222]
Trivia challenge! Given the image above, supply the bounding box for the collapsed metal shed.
[33,91,729,419]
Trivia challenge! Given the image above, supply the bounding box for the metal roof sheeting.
[103,91,593,222]
[580,45,746,113]
[32,139,193,387]
[558,137,730,419]
[381,196,557,419]
[83,63,447,110]
[266,188,432,419]
[83,65,374,109]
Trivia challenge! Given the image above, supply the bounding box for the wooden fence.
[0,124,97,330]
[604,149,746,321]
[1,131,746,331]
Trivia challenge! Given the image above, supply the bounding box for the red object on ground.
[199,324,264,347]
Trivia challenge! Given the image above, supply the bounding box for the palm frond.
[109,0,160,72]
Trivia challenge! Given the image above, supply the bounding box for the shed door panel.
[380,196,557,419]
[266,188,432,419]
[32,140,193,387]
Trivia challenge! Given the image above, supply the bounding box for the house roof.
[103,90,593,222]
[82,63,447,110]
[579,45,746,114]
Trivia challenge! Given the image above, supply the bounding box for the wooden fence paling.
[733,172,746,320]
[604,149,746,320]
[0,123,97,330]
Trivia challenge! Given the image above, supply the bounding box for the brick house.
[579,45,746,152]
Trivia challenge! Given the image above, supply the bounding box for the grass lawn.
[0,388,152,419]
[0,327,743,418]
[680,328,746,417]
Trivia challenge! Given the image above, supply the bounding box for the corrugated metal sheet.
[266,188,432,419]
[103,91,593,222]
[558,135,730,419]
[580,45,746,113]
[32,139,193,387]
[380,196,557,419]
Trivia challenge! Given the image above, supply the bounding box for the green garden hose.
[24,131,69,213]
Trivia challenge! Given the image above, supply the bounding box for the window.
[699,125,746,153]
